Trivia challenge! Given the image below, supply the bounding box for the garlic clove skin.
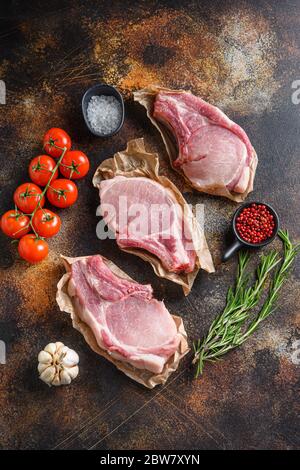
[61,349,79,367]
[38,362,50,374]
[38,350,52,364]
[60,370,72,385]
[52,373,62,387]
[55,342,64,353]
[67,365,79,380]
[38,342,79,387]
[44,343,57,356]
[40,366,56,386]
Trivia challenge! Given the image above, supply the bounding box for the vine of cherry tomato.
[43,128,71,158]
[32,209,61,238]
[59,150,90,179]
[0,210,30,239]
[46,179,78,208]
[29,155,58,186]
[14,183,45,213]
[1,127,90,263]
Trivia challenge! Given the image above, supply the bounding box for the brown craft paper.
[93,138,214,295]
[56,255,189,389]
[134,86,258,202]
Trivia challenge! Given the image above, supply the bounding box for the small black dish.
[222,201,279,262]
[82,83,125,137]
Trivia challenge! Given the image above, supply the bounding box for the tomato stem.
[22,146,68,238]
[59,161,81,179]
[31,157,52,174]
[11,223,30,237]
[48,186,70,200]
[44,138,65,152]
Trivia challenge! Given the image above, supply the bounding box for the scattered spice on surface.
[87,95,122,135]
[236,203,275,244]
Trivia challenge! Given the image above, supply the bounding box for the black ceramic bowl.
[82,84,125,137]
[222,201,279,262]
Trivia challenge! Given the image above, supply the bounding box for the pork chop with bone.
[99,175,197,273]
[67,255,181,374]
[134,87,257,201]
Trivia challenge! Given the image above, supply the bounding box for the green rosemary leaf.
[193,230,299,378]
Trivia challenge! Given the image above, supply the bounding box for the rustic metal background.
[0,0,299,450]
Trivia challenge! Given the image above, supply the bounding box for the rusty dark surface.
[0,0,299,450]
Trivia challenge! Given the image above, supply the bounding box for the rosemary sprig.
[193,230,300,377]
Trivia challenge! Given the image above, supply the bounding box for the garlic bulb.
[38,342,79,386]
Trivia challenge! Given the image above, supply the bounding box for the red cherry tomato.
[46,179,78,208]
[32,209,61,238]
[43,128,71,158]
[1,210,30,239]
[59,150,90,180]
[18,234,49,263]
[29,155,58,186]
[14,183,45,213]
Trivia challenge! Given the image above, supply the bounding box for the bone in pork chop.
[68,255,181,374]
[99,175,197,273]
[153,91,257,197]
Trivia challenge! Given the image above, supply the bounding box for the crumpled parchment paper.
[56,255,189,389]
[93,138,214,295]
[134,85,258,202]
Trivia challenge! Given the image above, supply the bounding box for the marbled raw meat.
[68,255,181,374]
[99,175,197,273]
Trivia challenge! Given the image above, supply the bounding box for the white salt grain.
[87,95,122,135]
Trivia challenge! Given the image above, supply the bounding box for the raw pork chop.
[68,255,181,374]
[99,175,197,273]
[153,91,257,198]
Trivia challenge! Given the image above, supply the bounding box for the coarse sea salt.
[87,95,122,135]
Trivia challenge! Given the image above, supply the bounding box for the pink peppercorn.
[236,203,275,244]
